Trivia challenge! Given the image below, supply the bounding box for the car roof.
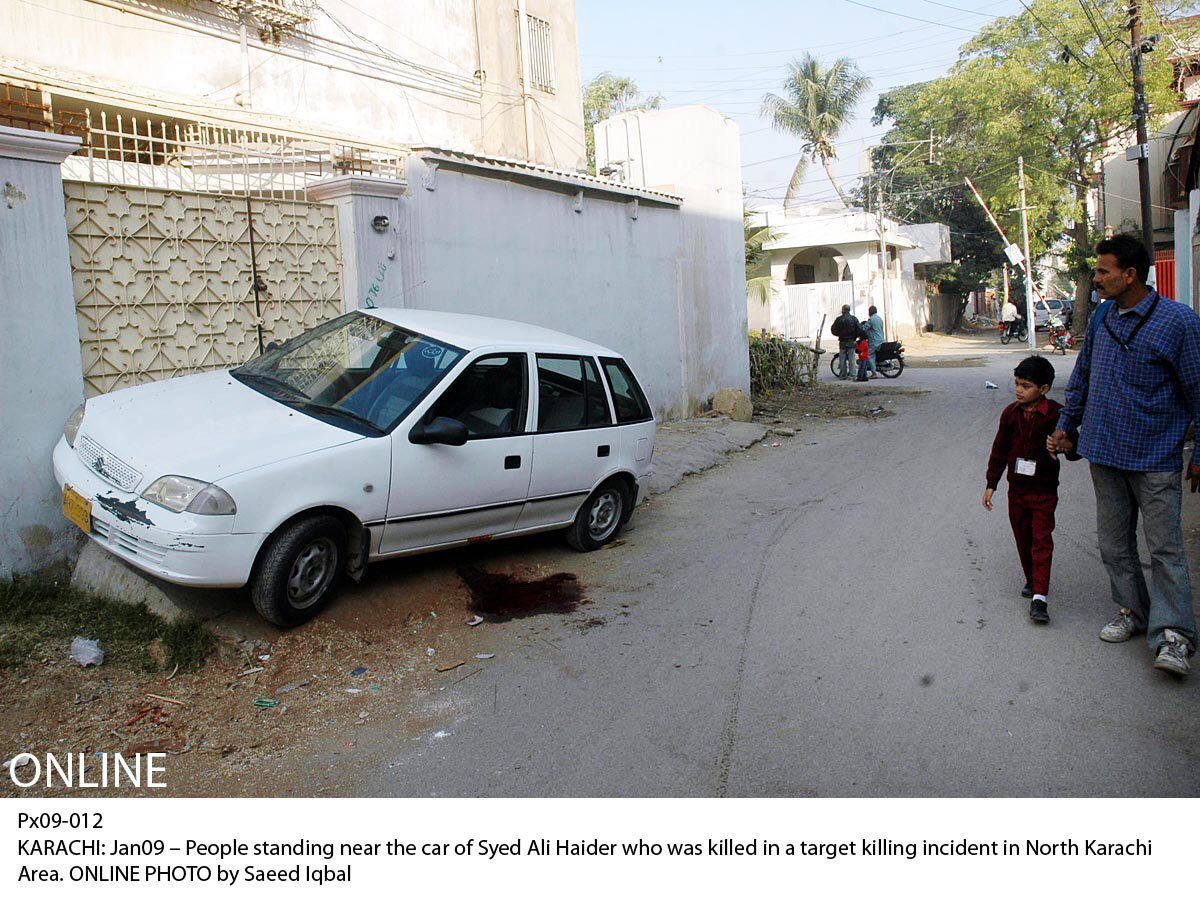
[364,308,621,357]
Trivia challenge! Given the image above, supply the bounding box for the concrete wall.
[0,126,84,577]
[395,157,690,418]
[0,0,585,169]
[594,106,750,410]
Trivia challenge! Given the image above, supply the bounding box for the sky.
[576,0,1028,209]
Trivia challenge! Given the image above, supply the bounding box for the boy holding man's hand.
[984,357,1078,624]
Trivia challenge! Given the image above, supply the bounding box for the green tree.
[761,54,870,209]
[745,209,777,306]
[871,0,1186,318]
[582,73,663,174]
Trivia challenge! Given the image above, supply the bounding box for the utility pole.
[1129,0,1155,258]
[876,181,892,339]
[1018,156,1036,352]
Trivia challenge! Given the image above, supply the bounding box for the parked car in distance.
[54,309,657,626]
[1033,298,1073,330]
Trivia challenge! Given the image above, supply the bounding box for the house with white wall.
[0,0,585,169]
[745,203,950,342]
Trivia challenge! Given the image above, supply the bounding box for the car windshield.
[232,312,464,434]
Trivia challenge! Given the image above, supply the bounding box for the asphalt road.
[346,335,1200,797]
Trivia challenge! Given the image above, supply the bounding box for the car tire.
[565,480,628,552]
[250,515,346,627]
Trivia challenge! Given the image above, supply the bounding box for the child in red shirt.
[854,336,869,382]
[982,356,1078,624]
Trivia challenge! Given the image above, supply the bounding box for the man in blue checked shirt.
[1049,235,1200,678]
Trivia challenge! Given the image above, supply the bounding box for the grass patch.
[0,574,214,673]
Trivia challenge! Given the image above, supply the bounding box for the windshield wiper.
[234,372,309,400]
[295,402,383,436]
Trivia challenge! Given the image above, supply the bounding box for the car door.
[517,354,619,530]
[380,352,533,553]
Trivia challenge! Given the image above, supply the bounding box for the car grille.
[76,435,142,491]
[91,515,168,567]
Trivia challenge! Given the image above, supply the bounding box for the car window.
[426,354,528,438]
[600,357,653,424]
[536,356,613,431]
[232,311,463,434]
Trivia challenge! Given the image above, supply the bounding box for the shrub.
[748,332,817,396]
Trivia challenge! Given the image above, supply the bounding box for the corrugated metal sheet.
[415,146,684,205]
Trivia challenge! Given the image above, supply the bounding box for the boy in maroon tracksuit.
[983,357,1078,624]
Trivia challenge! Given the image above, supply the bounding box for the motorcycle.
[828,340,905,378]
[1047,313,1074,355]
[999,319,1028,344]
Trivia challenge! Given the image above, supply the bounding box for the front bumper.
[52,437,265,587]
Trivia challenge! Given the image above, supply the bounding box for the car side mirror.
[409,416,468,446]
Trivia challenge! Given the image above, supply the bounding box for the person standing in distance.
[864,305,885,379]
[1049,234,1200,677]
[830,304,862,381]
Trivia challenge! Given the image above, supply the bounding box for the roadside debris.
[435,660,466,673]
[349,667,369,677]
[239,667,264,676]
[69,637,104,667]
[985,381,998,389]
[426,647,436,656]
[475,653,495,660]
[145,693,184,706]
[466,615,484,626]
[3,754,33,771]
[253,698,279,709]
[275,680,311,695]
[711,387,753,422]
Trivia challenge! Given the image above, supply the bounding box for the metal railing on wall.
[60,109,407,198]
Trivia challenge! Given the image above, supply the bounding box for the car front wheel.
[250,515,346,627]
[565,480,627,552]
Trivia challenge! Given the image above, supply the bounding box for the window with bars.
[527,15,555,93]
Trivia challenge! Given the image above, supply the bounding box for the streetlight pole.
[876,181,891,339]
[1018,156,1036,352]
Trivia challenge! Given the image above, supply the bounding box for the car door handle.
[597,445,610,458]
[504,455,522,470]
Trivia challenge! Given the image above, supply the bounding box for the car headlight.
[63,404,85,448]
[142,476,237,515]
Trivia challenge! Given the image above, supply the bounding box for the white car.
[53,309,657,626]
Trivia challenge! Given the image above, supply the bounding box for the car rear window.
[600,357,652,424]
[536,356,613,431]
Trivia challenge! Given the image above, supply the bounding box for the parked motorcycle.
[999,319,1028,344]
[828,340,904,378]
[1047,313,1074,355]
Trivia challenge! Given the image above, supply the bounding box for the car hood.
[77,370,362,487]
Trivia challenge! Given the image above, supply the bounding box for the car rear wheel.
[251,515,346,627]
[565,480,628,552]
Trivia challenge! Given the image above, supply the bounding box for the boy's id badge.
[1015,457,1037,476]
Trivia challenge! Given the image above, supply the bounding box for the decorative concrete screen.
[63,181,342,397]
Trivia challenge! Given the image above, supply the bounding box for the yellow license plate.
[63,485,91,534]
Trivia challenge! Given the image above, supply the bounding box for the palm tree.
[761,54,870,210]
[745,210,777,306]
